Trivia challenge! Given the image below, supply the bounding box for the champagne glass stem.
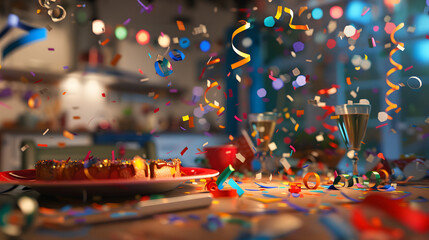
[352,153,359,176]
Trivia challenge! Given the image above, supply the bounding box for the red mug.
[204,145,237,172]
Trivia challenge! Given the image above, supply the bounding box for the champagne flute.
[335,104,371,176]
[248,112,278,177]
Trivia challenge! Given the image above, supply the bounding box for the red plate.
[0,167,219,196]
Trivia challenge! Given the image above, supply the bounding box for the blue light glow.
[199,40,211,52]
[413,40,429,64]
[312,8,323,20]
[346,1,371,24]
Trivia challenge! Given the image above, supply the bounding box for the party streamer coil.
[231,20,251,69]
[385,23,404,119]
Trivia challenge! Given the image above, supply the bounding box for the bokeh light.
[200,40,211,52]
[326,39,336,49]
[242,37,253,48]
[28,94,41,109]
[158,34,171,48]
[114,26,127,40]
[92,20,105,35]
[256,88,267,98]
[136,29,150,45]
[264,16,275,27]
[312,8,323,20]
[272,79,284,90]
[329,6,343,19]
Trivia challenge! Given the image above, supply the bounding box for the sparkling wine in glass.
[335,104,371,176]
[248,112,278,176]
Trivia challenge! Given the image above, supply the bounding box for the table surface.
[1,175,428,240]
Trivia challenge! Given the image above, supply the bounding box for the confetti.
[176,20,185,31]
[227,178,244,196]
[63,130,75,140]
[216,165,235,189]
[43,129,49,135]
[268,142,277,151]
[180,147,188,156]
[37,144,48,147]
[236,153,245,163]
[110,54,122,66]
[21,144,30,152]
[234,115,242,122]
[231,20,251,69]
[279,158,291,170]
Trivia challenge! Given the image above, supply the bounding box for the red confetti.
[289,145,296,152]
[234,115,243,122]
[154,108,159,113]
[243,112,247,119]
[229,89,233,98]
[110,54,122,66]
[376,123,388,128]
[404,66,413,71]
[198,67,206,80]
[138,69,144,74]
[34,79,43,84]
[165,101,171,106]
[101,39,110,46]
[189,116,194,128]
[37,144,48,147]
[102,93,106,97]
[377,153,385,160]
[180,147,188,156]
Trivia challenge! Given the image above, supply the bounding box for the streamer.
[204,81,224,115]
[231,20,251,69]
[385,23,404,119]
[0,14,47,59]
[284,7,309,30]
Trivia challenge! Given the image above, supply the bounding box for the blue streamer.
[169,49,185,61]
[0,14,47,59]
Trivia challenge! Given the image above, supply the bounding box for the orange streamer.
[385,23,404,119]
[284,7,309,30]
[231,20,251,69]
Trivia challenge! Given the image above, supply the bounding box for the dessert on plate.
[35,157,181,181]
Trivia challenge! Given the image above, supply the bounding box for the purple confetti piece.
[30,72,35,77]
[48,48,55,51]
[63,66,69,69]
[123,18,131,25]
[203,131,212,137]
[180,126,186,131]
[169,89,178,93]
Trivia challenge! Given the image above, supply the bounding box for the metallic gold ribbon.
[231,20,251,69]
[284,7,309,30]
[385,23,404,119]
[204,81,225,115]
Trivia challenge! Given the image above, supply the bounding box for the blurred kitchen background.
[0,0,428,173]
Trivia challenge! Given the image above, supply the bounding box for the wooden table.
[1,177,428,240]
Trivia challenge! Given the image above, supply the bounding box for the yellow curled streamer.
[385,23,404,119]
[204,81,219,109]
[298,6,308,16]
[284,7,309,30]
[204,81,225,116]
[231,20,251,69]
[274,6,283,19]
